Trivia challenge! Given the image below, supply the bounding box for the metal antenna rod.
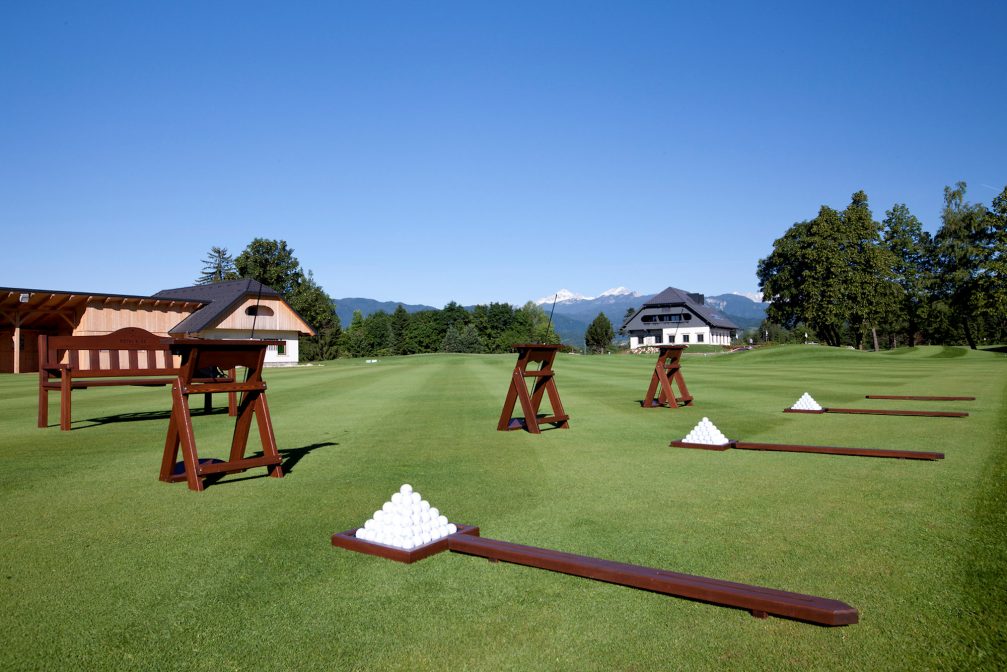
[545,293,558,343]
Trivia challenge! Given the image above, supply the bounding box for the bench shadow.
[73,406,229,429]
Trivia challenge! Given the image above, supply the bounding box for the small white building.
[622,287,738,348]
[154,280,315,366]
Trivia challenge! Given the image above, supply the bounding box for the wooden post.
[642,345,692,408]
[497,344,569,433]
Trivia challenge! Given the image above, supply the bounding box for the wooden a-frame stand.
[642,344,693,408]
[160,339,284,492]
[497,344,569,433]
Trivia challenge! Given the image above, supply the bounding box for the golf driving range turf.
[1,345,1004,670]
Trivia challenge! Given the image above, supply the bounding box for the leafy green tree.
[519,301,560,344]
[440,324,484,353]
[362,311,394,356]
[391,304,411,355]
[402,310,446,354]
[933,182,1003,349]
[197,246,238,284]
[235,239,304,297]
[841,191,899,350]
[882,204,934,346]
[342,310,368,358]
[292,271,340,360]
[757,191,898,348]
[585,312,614,353]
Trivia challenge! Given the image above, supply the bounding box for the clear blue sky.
[2,1,1004,307]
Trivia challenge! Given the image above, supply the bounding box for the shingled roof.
[153,279,290,335]
[622,286,739,331]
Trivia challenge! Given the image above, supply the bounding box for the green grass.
[1,346,1004,671]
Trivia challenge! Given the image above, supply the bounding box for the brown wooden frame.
[447,534,858,626]
[641,344,693,408]
[38,327,235,431]
[784,407,968,418]
[159,338,283,492]
[865,395,975,401]
[497,344,569,433]
[670,439,944,461]
[332,524,858,626]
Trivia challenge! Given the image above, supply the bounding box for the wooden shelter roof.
[0,287,206,332]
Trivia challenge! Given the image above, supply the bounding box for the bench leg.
[203,392,212,414]
[38,384,49,428]
[60,376,72,431]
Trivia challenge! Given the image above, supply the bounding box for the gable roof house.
[1,279,315,373]
[622,287,739,349]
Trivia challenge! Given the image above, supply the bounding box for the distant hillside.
[333,297,437,327]
[331,289,768,345]
[705,294,769,329]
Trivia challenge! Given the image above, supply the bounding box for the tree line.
[756,182,1006,349]
[196,240,569,359]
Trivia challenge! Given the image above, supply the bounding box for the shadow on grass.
[198,441,339,488]
[981,345,1007,354]
[56,406,229,430]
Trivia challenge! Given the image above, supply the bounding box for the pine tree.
[197,246,238,284]
[585,312,614,353]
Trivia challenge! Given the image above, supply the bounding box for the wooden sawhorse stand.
[497,344,569,434]
[642,344,693,408]
[160,338,284,492]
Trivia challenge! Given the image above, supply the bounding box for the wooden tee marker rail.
[670,439,944,461]
[784,407,968,418]
[497,344,569,433]
[332,525,858,626]
[642,344,693,408]
[866,394,975,401]
[160,339,284,492]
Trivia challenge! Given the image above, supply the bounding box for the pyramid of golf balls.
[790,392,823,411]
[681,417,730,446]
[355,484,458,549]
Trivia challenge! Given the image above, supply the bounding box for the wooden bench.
[38,327,234,431]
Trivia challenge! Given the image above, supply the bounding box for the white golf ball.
[447,523,458,534]
[391,492,403,505]
[382,502,394,513]
[364,519,376,531]
[429,507,439,519]
[420,500,430,512]
[400,484,413,495]
[411,492,421,504]
[437,515,448,526]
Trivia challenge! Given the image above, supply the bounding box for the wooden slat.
[865,395,975,401]
[733,441,944,461]
[331,525,481,564]
[196,454,282,475]
[825,407,968,418]
[447,534,858,626]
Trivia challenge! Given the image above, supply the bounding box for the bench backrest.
[39,327,178,378]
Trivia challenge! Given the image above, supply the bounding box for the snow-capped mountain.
[535,287,642,305]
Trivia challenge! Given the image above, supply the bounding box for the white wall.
[630,326,734,348]
[200,328,301,366]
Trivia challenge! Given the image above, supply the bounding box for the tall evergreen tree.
[585,312,614,353]
[934,182,996,349]
[196,246,238,284]
[882,204,934,346]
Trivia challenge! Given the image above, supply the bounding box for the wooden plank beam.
[865,395,975,401]
[447,534,858,626]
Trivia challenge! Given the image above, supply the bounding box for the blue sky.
[2,1,1004,307]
